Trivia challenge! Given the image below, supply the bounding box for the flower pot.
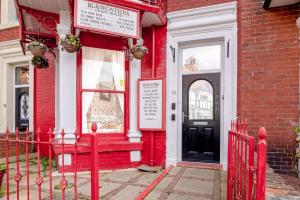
[28,45,47,57]
[61,41,78,53]
[130,46,147,59]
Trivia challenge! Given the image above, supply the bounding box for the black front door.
[182,73,220,163]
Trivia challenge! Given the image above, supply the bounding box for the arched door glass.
[189,80,213,120]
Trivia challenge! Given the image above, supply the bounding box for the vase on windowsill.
[60,34,82,53]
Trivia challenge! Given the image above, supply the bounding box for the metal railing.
[227,120,267,200]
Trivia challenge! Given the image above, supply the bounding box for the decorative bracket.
[170,45,175,63]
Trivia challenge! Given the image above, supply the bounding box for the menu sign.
[75,0,140,38]
[138,79,165,131]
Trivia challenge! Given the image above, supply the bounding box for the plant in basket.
[27,41,47,57]
[60,34,82,53]
[31,56,49,69]
[130,39,148,60]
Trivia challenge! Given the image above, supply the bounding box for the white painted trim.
[0,39,33,133]
[0,22,19,31]
[166,2,237,171]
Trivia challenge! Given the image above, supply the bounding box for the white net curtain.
[82,47,125,133]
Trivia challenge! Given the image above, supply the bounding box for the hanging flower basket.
[0,165,6,189]
[60,34,82,53]
[130,45,148,59]
[27,41,47,57]
[31,56,49,69]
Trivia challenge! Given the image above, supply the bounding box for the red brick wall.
[0,27,18,42]
[237,1,300,174]
[141,26,167,167]
[34,52,56,156]
[167,0,234,12]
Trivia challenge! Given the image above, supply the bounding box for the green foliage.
[41,157,57,176]
[61,34,82,51]
[0,165,6,172]
[31,56,49,69]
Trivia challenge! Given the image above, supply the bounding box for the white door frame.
[166,2,237,170]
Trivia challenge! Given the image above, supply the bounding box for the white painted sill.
[0,21,19,30]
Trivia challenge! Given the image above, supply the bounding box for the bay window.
[80,47,127,134]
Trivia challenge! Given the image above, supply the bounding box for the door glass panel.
[82,47,125,91]
[182,45,221,74]
[189,80,213,120]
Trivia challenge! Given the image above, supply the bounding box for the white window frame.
[13,65,30,130]
[0,0,19,30]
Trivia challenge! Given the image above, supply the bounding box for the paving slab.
[77,180,122,198]
[155,176,173,190]
[174,178,214,196]
[110,185,145,200]
[102,171,141,183]
[168,167,181,176]
[135,173,159,186]
[182,168,215,180]
[167,193,210,200]
[145,190,164,200]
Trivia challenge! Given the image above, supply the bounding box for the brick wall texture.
[167,0,300,174]
[237,1,300,174]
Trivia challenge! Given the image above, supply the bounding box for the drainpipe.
[150,26,156,166]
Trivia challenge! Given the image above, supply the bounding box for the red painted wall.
[141,26,167,167]
[34,52,56,155]
[237,1,300,175]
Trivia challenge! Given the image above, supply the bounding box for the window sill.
[0,22,19,30]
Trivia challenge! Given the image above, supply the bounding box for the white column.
[127,58,142,162]
[55,10,77,165]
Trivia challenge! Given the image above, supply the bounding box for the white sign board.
[75,0,140,38]
[138,79,165,131]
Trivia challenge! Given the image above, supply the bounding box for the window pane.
[189,80,213,120]
[82,92,124,133]
[82,47,125,91]
[182,45,221,74]
[15,66,29,85]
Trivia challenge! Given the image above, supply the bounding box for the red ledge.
[53,141,143,154]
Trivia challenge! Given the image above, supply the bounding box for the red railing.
[0,122,100,200]
[227,120,267,200]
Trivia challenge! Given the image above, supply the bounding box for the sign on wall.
[138,78,165,131]
[74,0,140,39]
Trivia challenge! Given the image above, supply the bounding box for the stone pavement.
[266,165,300,200]
[144,167,227,200]
[0,162,226,199]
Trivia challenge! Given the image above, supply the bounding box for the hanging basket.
[31,56,49,69]
[27,42,47,57]
[61,35,82,53]
[130,45,148,59]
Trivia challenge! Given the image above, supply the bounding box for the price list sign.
[75,0,140,38]
[138,79,165,131]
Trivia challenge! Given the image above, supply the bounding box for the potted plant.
[27,41,47,57]
[290,121,300,178]
[53,183,74,200]
[60,34,82,53]
[31,56,49,69]
[130,44,148,59]
[0,164,6,189]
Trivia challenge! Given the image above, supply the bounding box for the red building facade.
[2,0,299,175]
